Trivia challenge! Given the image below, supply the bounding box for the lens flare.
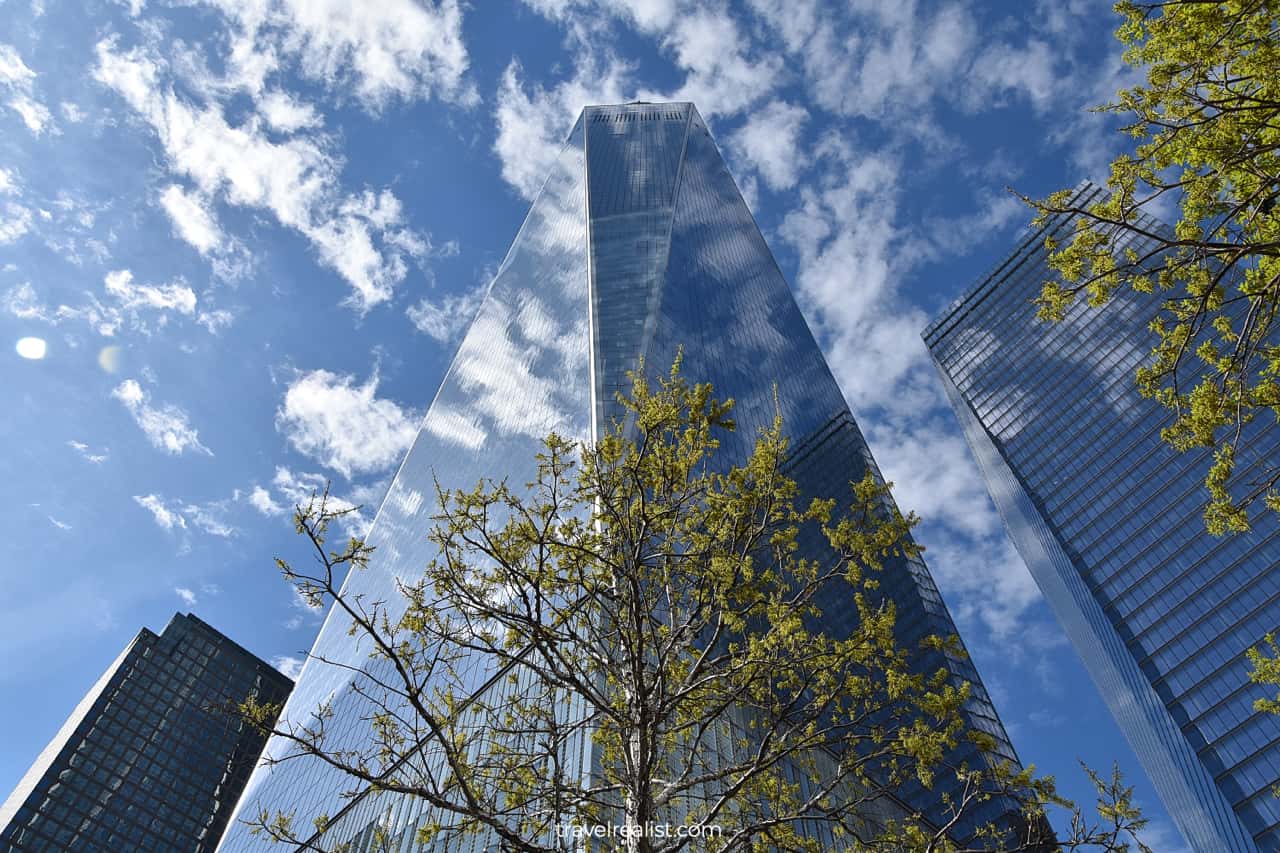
[16,337,47,359]
[98,345,122,373]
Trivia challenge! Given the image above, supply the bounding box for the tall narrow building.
[220,102,1024,851]
[924,182,1280,852]
[0,613,292,852]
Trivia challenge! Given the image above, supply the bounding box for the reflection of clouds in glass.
[391,487,424,517]
[423,403,487,449]
[453,296,579,441]
[1032,294,1148,426]
[648,110,846,464]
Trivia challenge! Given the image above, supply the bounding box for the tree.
[239,364,1152,852]
[1022,0,1280,534]
[1246,635,1280,797]
[1247,634,1280,717]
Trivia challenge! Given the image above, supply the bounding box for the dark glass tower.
[924,182,1280,852]
[0,613,292,852]
[220,102,1024,850]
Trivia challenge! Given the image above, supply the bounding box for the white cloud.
[276,369,419,479]
[67,440,109,464]
[0,202,33,244]
[136,492,235,539]
[868,423,1003,540]
[258,90,320,132]
[741,0,1072,139]
[182,502,236,537]
[494,58,631,200]
[93,38,433,311]
[4,282,48,321]
[60,101,85,122]
[9,96,51,134]
[921,537,1043,641]
[159,185,222,255]
[519,1,781,126]
[113,379,213,456]
[175,586,198,606]
[647,7,780,116]
[0,44,53,135]
[247,484,285,516]
[406,283,484,343]
[14,271,206,337]
[104,269,196,315]
[201,0,476,110]
[135,493,187,530]
[0,166,16,194]
[778,148,941,416]
[0,47,35,89]
[964,40,1060,113]
[197,308,235,334]
[268,466,373,539]
[271,654,305,679]
[47,515,71,531]
[729,99,808,191]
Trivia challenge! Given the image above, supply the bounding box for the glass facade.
[220,102,1025,851]
[0,613,292,852]
[924,181,1280,852]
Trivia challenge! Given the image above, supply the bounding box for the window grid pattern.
[0,614,291,853]
[925,182,1280,852]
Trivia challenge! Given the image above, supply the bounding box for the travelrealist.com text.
[555,823,724,840]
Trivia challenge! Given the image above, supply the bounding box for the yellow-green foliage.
[240,363,1154,852]
[1030,0,1280,534]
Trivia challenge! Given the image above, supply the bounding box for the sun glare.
[16,337,47,360]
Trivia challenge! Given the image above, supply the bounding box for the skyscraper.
[220,102,1024,851]
[0,613,292,852]
[923,181,1280,852]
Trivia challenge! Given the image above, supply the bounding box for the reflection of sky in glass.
[223,103,1024,850]
[926,183,1280,852]
[220,114,593,847]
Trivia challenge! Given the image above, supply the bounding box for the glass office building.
[924,182,1280,852]
[220,102,1025,851]
[0,613,292,852]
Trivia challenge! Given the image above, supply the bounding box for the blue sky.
[0,0,1186,847]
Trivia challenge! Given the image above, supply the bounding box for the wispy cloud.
[271,654,305,679]
[247,484,286,516]
[0,43,53,135]
[92,35,445,312]
[406,282,484,343]
[103,269,195,316]
[113,379,213,456]
[67,440,108,464]
[728,100,809,192]
[135,493,187,530]
[7,271,208,338]
[134,493,237,539]
[493,57,631,201]
[158,185,222,255]
[198,0,476,109]
[173,582,222,608]
[245,466,375,541]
